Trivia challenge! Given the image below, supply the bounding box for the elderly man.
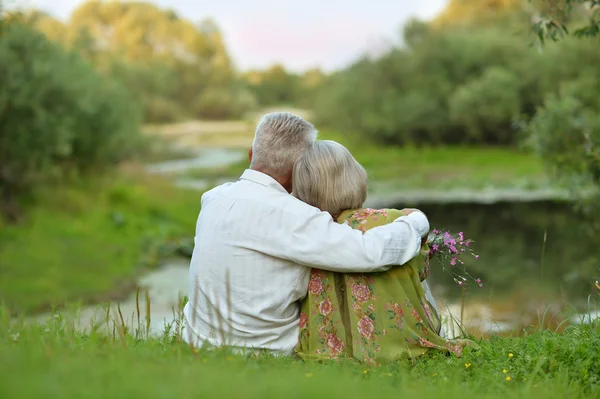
[183,112,430,355]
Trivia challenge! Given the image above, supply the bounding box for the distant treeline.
[1,0,598,222]
[313,0,600,146]
[5,2,325,123]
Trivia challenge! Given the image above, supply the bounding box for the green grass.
[319,131,551,191]
[1,311,599,398]
[0,168,201,315]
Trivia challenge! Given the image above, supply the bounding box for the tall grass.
[2,299,599,398]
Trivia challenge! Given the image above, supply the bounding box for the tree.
[0,18,141,220]
[532,0,600,42]
[525,0,600,229]
[9,1,256,122]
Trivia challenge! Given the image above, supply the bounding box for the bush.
[0,20,142,219]
[449,67,520,144]
[313,27,528,145]
[526,94,600,228]
[193,86,258,120]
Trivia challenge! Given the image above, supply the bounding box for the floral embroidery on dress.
[295,208,475,365]
[298,268,347,360]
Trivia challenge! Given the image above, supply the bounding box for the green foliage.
[449,67,521,144]
[0,19,142,219]
[525,94,600,226]
[242,65,326,108]
[525,1,600,232]
[10,3,259,123]
[315,26,529,145]
[532,0,600,43]
[315,3,599,147]
[193,85,258,120]
[2,313,600,398]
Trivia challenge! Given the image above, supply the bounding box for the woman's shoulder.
[337,208,405,228]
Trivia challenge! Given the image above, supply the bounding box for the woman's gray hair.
[293,140,368,217]
[250,112,317,177]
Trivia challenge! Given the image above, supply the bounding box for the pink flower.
[474,255,480,259]
[433,229,439,234]
[392,303,404,317]
[311,269,327,279]
[325,333,345,355]
[299,312,308,329]
[357,316,375,339]
[319,299,333,316]
[351,283,371,303]
[308,276,323,296]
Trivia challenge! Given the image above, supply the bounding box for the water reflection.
[405,201,599,306]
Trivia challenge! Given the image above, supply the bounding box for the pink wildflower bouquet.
[427,229,483,288]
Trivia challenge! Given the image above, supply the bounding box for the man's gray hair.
[293,140,368,218]
[250,112,318,177]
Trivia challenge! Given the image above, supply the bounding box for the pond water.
[415,200,599,305]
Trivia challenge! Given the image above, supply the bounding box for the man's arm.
[250,206,429,273]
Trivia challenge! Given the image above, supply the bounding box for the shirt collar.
[240,169,288,194]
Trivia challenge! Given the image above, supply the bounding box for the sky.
[8,0,448,72]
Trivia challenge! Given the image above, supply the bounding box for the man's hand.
[400,208,429,245]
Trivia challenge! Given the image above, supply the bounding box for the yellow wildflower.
[508,353,514,358]
[503,369,508,374]
[465,363,471,368]
[505,376,512,381]
[363,369,368,375]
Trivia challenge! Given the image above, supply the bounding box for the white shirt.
[183,169,430,354]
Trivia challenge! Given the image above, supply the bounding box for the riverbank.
[2,313,599,398]
[151,122,558,199]
[0,166,200,315]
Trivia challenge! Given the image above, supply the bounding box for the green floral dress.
[295,208,472,366]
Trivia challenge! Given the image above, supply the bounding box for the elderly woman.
[293,140,474,365]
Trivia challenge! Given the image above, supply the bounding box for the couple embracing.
[183,112,474,365]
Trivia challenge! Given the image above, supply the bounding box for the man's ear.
[248,147,252,164]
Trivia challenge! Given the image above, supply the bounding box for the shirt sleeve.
[258,206,430,273]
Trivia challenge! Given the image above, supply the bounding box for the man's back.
[183,169,429,354]
[183,170,313,353]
